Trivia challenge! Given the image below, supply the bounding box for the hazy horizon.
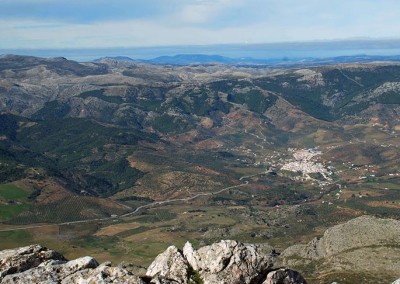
[3,0,400,61]
[2,39,400,62]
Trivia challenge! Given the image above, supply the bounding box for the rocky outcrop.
[2,256,98,283]
[181,240,275,284]
[282,215,400,261]
[146,240,286,284]
[281,216,400,265]
[0,244,65,281]
[145,240,307,284]
[0,245,144,284]
[262,269,307,284]
[146,246,189,283]
[0,241,306,284]
[146,240,278,284]
[61,262,146,284]
[280,215,400,282]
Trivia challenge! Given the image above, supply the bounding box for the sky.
[1,0,400,49]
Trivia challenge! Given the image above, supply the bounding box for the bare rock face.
[281,216,400,273]
[0,244,65,281]
[61,262,146,284]
[262,269,307,284]
[183,240,275,284]
[146,245,189,284]
[0,241,307,284]
[2,256,98,283]
[279,216,400,283]
[0,245,144,284]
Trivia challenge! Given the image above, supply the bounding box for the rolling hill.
[0,55,399,283]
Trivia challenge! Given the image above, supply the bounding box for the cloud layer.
[1,0,400,48]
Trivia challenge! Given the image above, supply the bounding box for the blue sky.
[1,0,400,49]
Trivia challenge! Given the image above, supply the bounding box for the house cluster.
[280,148,333,184]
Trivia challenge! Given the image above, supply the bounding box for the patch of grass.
[74,235,127,258]
[308,271,398,284]
[135,209,177,223]
[116,226,152,238]
[188,266,204,284]
[0,184,28,200]
[127,239,173,265]
[0,230,33,249]
[0,204,30,220]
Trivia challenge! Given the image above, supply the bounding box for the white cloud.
[178,0,244,24]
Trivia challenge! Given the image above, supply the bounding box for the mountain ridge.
[92,53,400,66]
[0,55,399,284]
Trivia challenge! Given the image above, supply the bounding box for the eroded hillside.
[0,55,399,283]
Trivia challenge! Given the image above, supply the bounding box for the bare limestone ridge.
[0,241,305,284]
[279,215,400,282]
[1,55,400,283]
[146,240,284,284]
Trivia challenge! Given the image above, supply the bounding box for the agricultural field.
[0,56,400,283]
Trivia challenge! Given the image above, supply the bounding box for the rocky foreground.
[0,241,305,284]
[0,216,399,283]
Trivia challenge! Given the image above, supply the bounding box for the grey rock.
[262,268,307,284]
[183,240,275,284]
[146,245,189,284]
[280,215,400,278]
[2,256,98,283]
[62,262,146,284]
[0,241,308,284]
[0,244,65,281]
[392,279,400,284]
[282,215,400,261]
[0,245,144,284]
[149,275,180,284]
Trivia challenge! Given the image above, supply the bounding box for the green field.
[0,230,32,248]
[0,204,30,220]
[0,184,30,221]
[0,184,28,200]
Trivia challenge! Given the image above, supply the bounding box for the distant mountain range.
[3,39,400,62]
[93,54,237,64]
[93,53,400,66]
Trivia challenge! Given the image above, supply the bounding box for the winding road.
[0,176,257,232]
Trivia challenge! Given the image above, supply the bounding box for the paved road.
[0,178,254,232]
[119,182,249,218]
[0,168,355,233]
